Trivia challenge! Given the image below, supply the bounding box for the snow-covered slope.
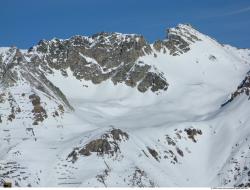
[0,24,250,187]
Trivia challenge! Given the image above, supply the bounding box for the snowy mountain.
[0,24,250,187]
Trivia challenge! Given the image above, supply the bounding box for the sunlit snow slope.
[0,24,250,187]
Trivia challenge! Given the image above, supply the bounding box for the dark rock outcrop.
[29,94,47,125]
[153,24,201,56]
[67,128,129,163]
[222,71,250,107]
[147,147,160,162]
[184,128,202,143]
[27,32,168,93]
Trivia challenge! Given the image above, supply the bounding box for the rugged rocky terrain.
[0,24,250,187]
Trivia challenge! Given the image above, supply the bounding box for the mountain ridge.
[0,24,250,187]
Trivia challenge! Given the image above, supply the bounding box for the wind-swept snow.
[0,24,250,187]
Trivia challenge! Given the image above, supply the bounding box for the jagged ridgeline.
[2,23,250,187]
[25,24,199,91]
[1,24,201,95]
[0,24,200,125]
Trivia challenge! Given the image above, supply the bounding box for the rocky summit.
[0,24,250,187]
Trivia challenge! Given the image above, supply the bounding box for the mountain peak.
[1,23,250,187]
[166,23,201,43]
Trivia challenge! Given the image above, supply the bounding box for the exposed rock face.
[0,24,205,99]
[26,32,168,93]
[29,94,47,125]
[7,93,21,122]
[138,71,168,92]
[0,25,204,97]
[0,47,24,86]
[0,24,206,128]
[0,47,72,125]
[147,147,160,161]
[184,128,202,143]
[67,129,129,163]
[129,167,155,187]
[2,23,250,187]
[233,73,250,97]
[222,71,250,106]
[153,24,201,56]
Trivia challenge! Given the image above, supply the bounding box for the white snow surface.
[1,25,250,187]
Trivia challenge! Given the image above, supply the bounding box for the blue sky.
[0,0,249,49]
